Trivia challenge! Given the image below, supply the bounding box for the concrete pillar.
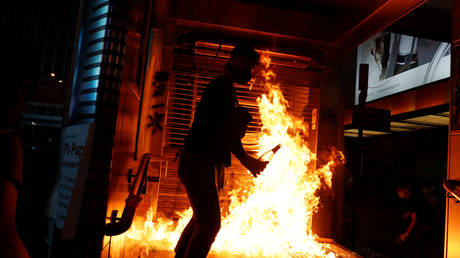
[444,1,460,257]
[313,51,355,242]
[62,0,131,256]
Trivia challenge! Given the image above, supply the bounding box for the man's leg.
[183,181,221,258]
[184,155,221,258]
[175,153,221,258]
[174,215,196,258]
[175,154,196,258]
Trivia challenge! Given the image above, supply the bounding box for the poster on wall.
[46,123,95,239]
[355,32,451,104]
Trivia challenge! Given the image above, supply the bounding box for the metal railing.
[444,180,460,203]
[105,153,151,236]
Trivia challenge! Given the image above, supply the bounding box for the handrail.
[443,180,460,203]
[105,153,151,236]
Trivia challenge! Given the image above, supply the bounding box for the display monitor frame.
[355,32,451,105]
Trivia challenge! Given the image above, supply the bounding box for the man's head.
[226,44,259,84]
[397,180,412,200]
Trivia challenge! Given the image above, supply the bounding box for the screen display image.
[355,32,451,104]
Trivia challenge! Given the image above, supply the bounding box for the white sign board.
[47,123,95,239]
[356,32,451,104]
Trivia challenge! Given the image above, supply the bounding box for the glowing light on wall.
[69,0,110,123]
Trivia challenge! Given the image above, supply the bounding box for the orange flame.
[105,56,342,257]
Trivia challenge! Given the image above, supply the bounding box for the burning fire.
[105,56,343,257]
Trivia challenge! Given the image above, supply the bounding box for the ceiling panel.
[345,112,449,137]
[401,114,449,126]
[344,128,391,137]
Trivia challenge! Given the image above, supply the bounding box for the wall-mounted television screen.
[355,32,450,105]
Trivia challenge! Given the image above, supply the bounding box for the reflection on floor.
[143,241,362,258]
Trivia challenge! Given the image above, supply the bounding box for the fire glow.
[106,56,343,257]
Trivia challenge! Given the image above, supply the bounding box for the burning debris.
[106,56,344,258]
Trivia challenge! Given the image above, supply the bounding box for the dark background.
[342,127,447,257]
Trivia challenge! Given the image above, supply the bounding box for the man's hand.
[241,155,268,177]
[398,232,409,243]
[402,211,411,220]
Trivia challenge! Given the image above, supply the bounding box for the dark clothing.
[184,76,245,167]
[0,128,22,190]
[175,152,222,258]
[394,193,437,258]
[397,193,432,235]
[176,76,247,257]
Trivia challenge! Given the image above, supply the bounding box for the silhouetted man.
[0,37,35,258]
[395,181,434,258]
[174,44,267,258]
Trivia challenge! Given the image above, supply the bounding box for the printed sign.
[47,123,95,238]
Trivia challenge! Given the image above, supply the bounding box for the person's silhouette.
[0,37,36,258]
[174,44,267,258]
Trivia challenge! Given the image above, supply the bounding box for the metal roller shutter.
[157,41,320,218]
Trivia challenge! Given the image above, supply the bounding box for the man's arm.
[230,139,267,177]
[203,78,268,175]
[399,211,416,242]
[0,136,30,258]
